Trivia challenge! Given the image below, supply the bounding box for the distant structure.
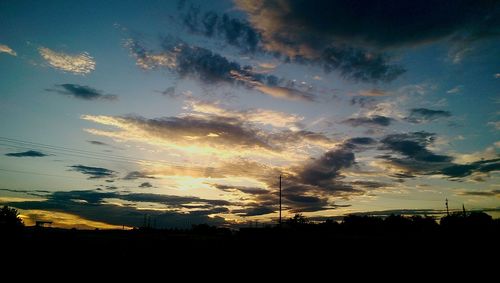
[35,220,52,228]
[462,204,466,217]
[445,198,449,216]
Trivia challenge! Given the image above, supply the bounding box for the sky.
[0,0,499,229]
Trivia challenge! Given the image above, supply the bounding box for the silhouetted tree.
[286,213,308,226]
[0,206,24,231]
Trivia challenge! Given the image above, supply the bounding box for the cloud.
[378,133,500,179]
[139,182,153,188]
[46,84,117,101]
[126,38,314,101]
[342,115,394,127]
[458,190,500,197]
[349,97,378,108]
[87,140,109,146]
[5,150,48,157]
[38,47,95,75]
[380,132,453,164]
[236,0,499,50]
[357,89,389,97]
[180,7,261,53]
[212,184,269,195]
[253,85,315,101]
[83,114,275,153]
[488,121,500,130]
[5,190,227,228]
[232,206,275,216]
[295,147,355,190]
[123,171,156,180]
[186,99,304,129]
[447,85,463,94]
[349,180,390,190]
[82,112,335,157]
[69,165,117,179]
[345,137,377,146]
[179,6,405,83]
[317,46,405,82]
[377,132,482,179]
[0,44,17,56]
[405,108,451,124]
[124,39,177,70]
[438,158,500,178]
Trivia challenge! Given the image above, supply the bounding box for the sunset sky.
[0,0,499,229]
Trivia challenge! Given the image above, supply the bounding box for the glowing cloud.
[38,47,95,74]
[0,44,17,56]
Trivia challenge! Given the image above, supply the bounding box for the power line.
[0,136,217,171]
[0,136,269,177]
[0,167,86,180]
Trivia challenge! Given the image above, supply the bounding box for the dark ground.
[3,213,499,266]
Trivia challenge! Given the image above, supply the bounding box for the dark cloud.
[4,190,228,228]
[378,132,500,180]
[297,148,355,187]
[459,189,500,197]
[116,114,275,150]
[139,182,153,188]
[438,158,500,178]
[350,180,390,189]
[5,150,48,157]
[178,6,405,83]
[232,206,275,216]
[46,84,117,101]
[317,46,405,82]
[180,6,261,53]
[213,184,269,195]
[87,140,109,146]
[350,96,377,108]
[380,132,452,163]
[405,108,452,124]
[378,132,454,176]
[127,38,315,101]
[345,137,377,145]
[123,171,156,180]
[158,86,179,98]
[342,115,394,127]
[69,165,117,179]
[237,0,499,50]
[119,193,231,207]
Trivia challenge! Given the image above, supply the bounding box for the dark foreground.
[3,213,499,266]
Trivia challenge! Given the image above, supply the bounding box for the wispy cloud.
[38,47,95,75]
[69,165,116,179]
[0,44,17,56]
[404,108,451,124]
[46,84,117,101]
[342,115,394,127]
[446,85,463,94]
[357,89,389,97]
[186,99,303,129]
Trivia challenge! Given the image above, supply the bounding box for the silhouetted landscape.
[3,206,499,260]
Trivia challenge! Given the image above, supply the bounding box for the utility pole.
[279,174,282,226]
[445,198,449,216]
[462,204,466,217]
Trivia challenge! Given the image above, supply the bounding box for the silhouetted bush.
[0,206,24,232]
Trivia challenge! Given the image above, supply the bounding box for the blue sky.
[0,0,499,229]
